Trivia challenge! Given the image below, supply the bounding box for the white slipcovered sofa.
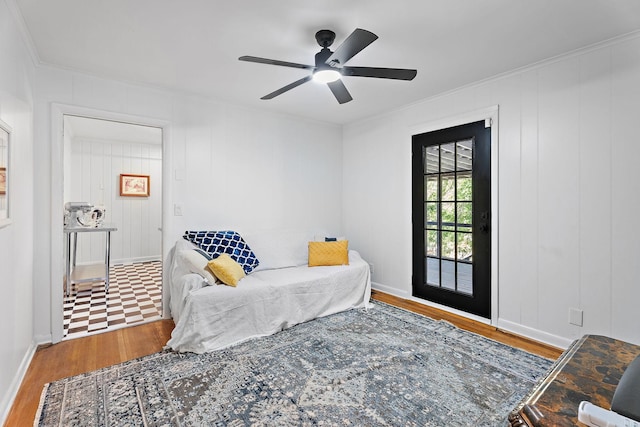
[166,230,372,353]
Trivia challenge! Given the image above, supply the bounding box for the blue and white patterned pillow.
[183,230,260,274]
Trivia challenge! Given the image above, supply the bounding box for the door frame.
[50,103,172,344]
[409,105,499,325]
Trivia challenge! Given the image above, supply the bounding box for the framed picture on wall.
[120,173,150,197]
[0,118,11,227]
[0,167,6,195]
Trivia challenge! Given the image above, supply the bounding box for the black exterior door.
[412,120,491,318]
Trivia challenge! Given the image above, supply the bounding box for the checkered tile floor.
[63,261,163,340]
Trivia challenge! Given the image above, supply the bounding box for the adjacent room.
[2,0,640,425]
[62,115,163,339]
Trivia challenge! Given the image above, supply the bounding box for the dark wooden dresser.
[509,334,640,426]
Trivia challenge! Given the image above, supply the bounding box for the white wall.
[33,68,343,344]
[343,33,640,349]
[68,137,163,264]
[0,0,36,422]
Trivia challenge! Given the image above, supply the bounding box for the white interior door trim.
[50,103,172,344]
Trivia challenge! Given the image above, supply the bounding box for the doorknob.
[479,211,489,233]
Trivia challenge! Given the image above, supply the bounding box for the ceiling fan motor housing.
[315,30,336,48]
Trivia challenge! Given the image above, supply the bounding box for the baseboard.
[371,283,573,350]
[371,283,491,325]
[371,282,411,299]
[407,295,493,325]
[497,318,574,350]
[33,333,52,346]
[77,256,162,266]
[0,340,37,426]
[112,256,162,265]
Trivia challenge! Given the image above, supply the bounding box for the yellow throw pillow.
[308,240,349,267]
[206,253,246,287]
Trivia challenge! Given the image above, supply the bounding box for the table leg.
[66,233,72,296]
[105,231,111,293]
[72,232,78,268]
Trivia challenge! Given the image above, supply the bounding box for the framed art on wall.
[120,173,150,197]
[0,168,6,195]
[0,119,11,227]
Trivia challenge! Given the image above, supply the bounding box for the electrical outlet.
[569,308,583,326]
[174,204,183,216]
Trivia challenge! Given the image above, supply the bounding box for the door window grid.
[423,139,473,295]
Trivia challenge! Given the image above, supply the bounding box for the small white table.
[64,223,117,296]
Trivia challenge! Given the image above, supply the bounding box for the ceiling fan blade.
[326,29,378,67]
[239,55,314,70]
[261,75,313,100]
[342,66,417,80]
[327,79,353,104]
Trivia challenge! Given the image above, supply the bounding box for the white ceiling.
[15,0,640,125]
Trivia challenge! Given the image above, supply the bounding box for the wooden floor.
[4,291,562,426]
[4,319,175,427]
[371,290,562,360]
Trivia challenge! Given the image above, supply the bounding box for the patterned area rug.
[36,302,553,426]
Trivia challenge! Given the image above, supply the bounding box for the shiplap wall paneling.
[610,37,640,344]
[535,58,581,340]
[183,104,215,226]
[90,141,105,263]
[149,145,162,257]
[577,47,612,337]
[110,142,124,261]
[69,138,162,264]
[128,143,143,262]
[519,69,541,328]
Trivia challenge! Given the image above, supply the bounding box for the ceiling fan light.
[313,69,341,83]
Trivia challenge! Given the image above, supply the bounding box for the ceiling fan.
[239,28,417,104]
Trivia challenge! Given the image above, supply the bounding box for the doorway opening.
[62,115,163,339]
[412,120,492,318]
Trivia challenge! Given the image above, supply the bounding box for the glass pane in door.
[423,138,474,295]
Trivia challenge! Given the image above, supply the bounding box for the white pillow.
[177,249,218,285]
[244,229,314,270]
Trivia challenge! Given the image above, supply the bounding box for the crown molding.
[4,0,42,66]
